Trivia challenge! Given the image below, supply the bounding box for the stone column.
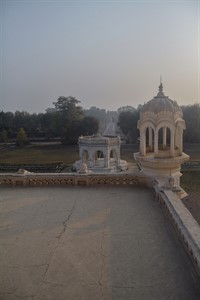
[140,129,146,156]
[170,131,175,157]
[116,148,120,166]
[104,150,110,168]
[117,137,121,164]
[174,129,178,149]
[79,147,83,162]
[163,127,167,149]
[154,129,159,157]
[149,127,153,149]
[88,149,94,168]
[175,126,183,156]
[178,130,183,155]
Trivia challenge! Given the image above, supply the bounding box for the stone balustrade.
[0,173,152,188]
[156,188,200,277]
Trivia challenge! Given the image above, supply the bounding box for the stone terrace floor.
[0,186,200,300]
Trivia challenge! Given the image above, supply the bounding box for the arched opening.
[94,150,104,167]
[96,150,104,159]
[110,150,114,158]
[158,127,170,150]
[145,127,154,153]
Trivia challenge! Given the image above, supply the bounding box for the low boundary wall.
[0,173,152,188]
[156,188,200,278]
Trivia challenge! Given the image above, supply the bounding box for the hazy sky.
[0,0,199,113]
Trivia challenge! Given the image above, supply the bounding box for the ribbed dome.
[142,83,181,114]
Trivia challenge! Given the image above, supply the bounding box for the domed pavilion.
[134,82,189,195]
[73,119,127,173]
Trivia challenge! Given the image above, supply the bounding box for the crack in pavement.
[33,200,77,299]
[0,291,35,299]
[44,200,76,274]
[98,209,109,297]
[111,285,135,289]
[98,233,106,297]
[2,263,48,269]
[56,201,76,240]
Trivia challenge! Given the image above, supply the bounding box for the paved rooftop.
[0,186,200,300]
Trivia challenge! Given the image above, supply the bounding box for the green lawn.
[0,143,199,164]
[183,143,200,162]
[181,170,200,193]
[120,144,139,162]
[0,144,79,164]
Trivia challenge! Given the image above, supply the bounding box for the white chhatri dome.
[134,82,189,195]
[141,83,182,114]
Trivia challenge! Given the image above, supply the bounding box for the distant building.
[118,105,136,113]
[103,118,116,137]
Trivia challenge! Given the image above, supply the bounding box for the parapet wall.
[156,187,200,278]
[0,173,152,188]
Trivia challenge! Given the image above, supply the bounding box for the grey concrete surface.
[0,186,200,300]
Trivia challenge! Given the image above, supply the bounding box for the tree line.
[0,97,199,145]
[0,97,99,145]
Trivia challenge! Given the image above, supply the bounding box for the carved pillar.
[170,131,175,157]
[89,149,94,168]
[116,148,120,166]
[163,127,167,149]
[140,129,146,156]
[154,129,159,157]
[174,129,178,149]
[104,150,110,168]
[79,147,83,162]
[178,130,183,155]
[149,127,153,149]
[175,126,183,155]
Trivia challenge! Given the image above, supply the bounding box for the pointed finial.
[159,76,163,92]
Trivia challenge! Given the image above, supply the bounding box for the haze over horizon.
[0,0,199,113]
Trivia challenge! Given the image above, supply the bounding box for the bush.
[0,129,8,143]
[16,128,29,147]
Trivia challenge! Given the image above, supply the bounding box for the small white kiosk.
[74,120,127,173]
